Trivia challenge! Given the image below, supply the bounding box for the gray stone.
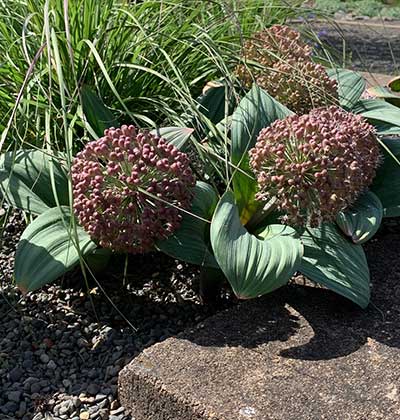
[30,382,42,393]
[95,394,107,402]
[7,390,21,403]
[17,401,27,416]
[119,233,400,420]
[3,401,18,414]
[87,383,100,396]
[9,366,24,382]
[110,407,125,416]
[47,360,57,370]
[40,353,50,364]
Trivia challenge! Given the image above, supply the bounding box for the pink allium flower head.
[236,25,338,113]
[249,106,381,227]
[72,125,195,253]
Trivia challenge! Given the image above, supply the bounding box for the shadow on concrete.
[181,227,400,361]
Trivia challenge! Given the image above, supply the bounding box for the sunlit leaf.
[327,68,366,109]
[15,206,96,292]
[230,85,293,221]
[210,191,302,299]
[151,126,194,150]
[0,149,69,214]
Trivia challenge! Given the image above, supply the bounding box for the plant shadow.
[181,228,400,361]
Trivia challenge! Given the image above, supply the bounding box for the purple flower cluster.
[249,107,381,227]
[236,25,338,113]
[72,125,195,253]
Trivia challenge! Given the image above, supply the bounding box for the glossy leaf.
[231,84,293,165]
[81,86,118,138]
[15,206,96,293]
[336,191,383,244]
[352,99,400,127]
[0,149,69,215]
[151,126,194,150]
[230,85,293,221]
[327,68,366,109]
[210,191,303,299]
[371,137,400,217]
[156,181,219,268]
[299,223,370,308]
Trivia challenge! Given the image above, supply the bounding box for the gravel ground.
[0,209,234,420]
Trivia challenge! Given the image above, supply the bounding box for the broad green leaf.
[366,86,400,107]
[210,191,303,299]
[231,156,262,226]
[388,76,400,92]
[230,85,293,222]
[369,120,400,136]
[156,181,219,268]
[81,86,118,138]
[371,137,400,217]
[352,99,400,127]
[327,68,366,110]
[15,206,96,292]
[196,81,234,124]
[299,223,370,308]
[151,126,194,150]
[231,84,293,165]
[336,191,383,244]
[0,150,69,215]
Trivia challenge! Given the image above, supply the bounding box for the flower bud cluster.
[72,125,195,253]
[249,106,380,227]
[236,25,338,113]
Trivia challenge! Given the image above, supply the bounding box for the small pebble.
[40,353,50,364]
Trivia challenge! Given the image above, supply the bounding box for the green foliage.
[3,21,400,312]
[353,99,400,129]
[210,191,303,299]
[157,181,219,268]
[336,191,383,244]
[150,127,194,150]
[327,69,365,110]
[299,223,370,308]
[371,137,400,217]
[15,206,96,293]
[0,150,69,214]
[81,87,118,138]
[230,85,293,223]
[0,0,299,151]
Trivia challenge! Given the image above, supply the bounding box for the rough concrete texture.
[119,229,400,420]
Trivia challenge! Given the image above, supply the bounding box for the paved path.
[302,19,400,74]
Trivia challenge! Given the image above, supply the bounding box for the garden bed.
[0,209,233,419]
[2,2,400,419]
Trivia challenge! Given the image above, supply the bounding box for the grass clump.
[0,0,302,152]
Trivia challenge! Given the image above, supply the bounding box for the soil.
[300,19,400,74]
